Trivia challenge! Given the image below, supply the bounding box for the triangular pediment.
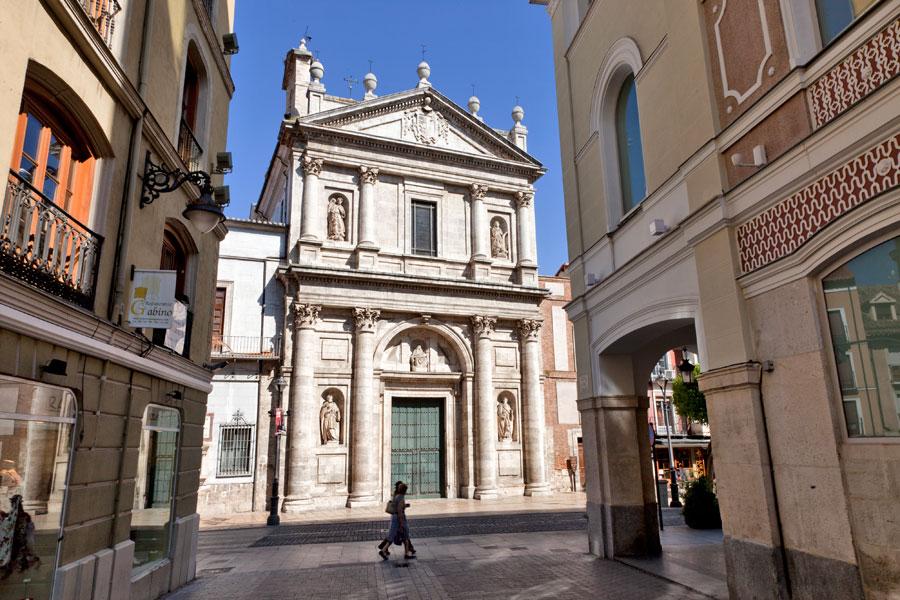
[298,88,540,166]
[869,291,897,304]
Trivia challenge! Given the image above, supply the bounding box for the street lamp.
[139,151,226,233]
[678,347,695,383]
[652,374,682,508]
[267,375,288,527]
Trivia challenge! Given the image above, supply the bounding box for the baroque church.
[203,38,561,511]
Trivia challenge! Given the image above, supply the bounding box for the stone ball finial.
[512,105,524,125]
[468,96,481,115]
[364,72,378,99]
[310,58,325,82]
[417,61,432,88]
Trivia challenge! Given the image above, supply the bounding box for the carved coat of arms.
[402,109,449,146]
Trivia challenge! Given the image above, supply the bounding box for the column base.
[346,494,380,508]
[524,483,553,497]
[297,240,322,264]
[469,256,491,280]
[474,488,499,500]
[354,245,379,270]
[282,495,313,513]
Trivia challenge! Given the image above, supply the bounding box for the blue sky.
[224,0,568,274]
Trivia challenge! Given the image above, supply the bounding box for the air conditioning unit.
[664,369,676,380]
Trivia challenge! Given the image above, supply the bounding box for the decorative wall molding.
[713,0,773,105]
[737,133,900,273]
[808,19,900,129]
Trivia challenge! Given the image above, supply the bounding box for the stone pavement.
[167,503,726,600]
[167,529,710,600]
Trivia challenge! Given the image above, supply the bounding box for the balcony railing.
[0,171,102,309]
[79,0,121,48]
[178,119,203,172]
[211,335,281,359]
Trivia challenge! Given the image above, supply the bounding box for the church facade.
[203,39,557,511]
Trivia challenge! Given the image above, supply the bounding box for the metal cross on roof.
[344,75,359,96]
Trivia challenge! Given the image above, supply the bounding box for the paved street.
[165,510,719,600]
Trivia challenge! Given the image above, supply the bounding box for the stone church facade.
[204,39,556,510]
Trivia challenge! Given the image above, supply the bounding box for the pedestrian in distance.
[377,480,416,560]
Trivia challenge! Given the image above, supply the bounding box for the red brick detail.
[737,133,900,273]
[808,19,900,129]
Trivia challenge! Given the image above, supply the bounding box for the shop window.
[823,236,900,437]
[131,405,180,569]
[615,74,646,214]
[216,414,253,478]
[9,101,95,224]
[411,200,437,256]
[0,375,76,598]
[815,0,878,45]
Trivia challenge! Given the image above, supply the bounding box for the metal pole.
[658,379,682,508]
[267,382,284,527]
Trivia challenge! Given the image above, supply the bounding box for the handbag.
[385,499,396,515]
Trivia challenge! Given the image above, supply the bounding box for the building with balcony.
[0,1,235,599]
[534,0,899,597]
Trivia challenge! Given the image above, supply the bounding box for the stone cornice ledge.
[577,395,646,411]
[698,362,761,395]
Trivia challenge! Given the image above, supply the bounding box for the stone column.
[515,191,536,266]
[519,319,551,496]
[283,302,320,511]
[357,167,379,248]
[299,154,324,242]
[470,184,488,260]
[348,307,380,506]
[472,315,498,499]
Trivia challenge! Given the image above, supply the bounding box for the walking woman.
[378,481,416,560]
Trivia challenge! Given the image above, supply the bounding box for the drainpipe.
[107,0,154,324]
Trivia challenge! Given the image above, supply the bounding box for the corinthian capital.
[292,303,321,329]
[470,183,488,200]
[359,166,380,186]
[353,307,380,332]
[515,191,534,208]
[301,153,324,176]
[471,315,497,338]
[517,319,542,341]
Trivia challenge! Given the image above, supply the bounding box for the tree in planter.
[682,476,722,529]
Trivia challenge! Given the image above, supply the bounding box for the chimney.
[282,37,313,118]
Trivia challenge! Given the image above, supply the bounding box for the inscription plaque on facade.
[317,455,346,484]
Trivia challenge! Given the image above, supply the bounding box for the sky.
[223,0,569,274]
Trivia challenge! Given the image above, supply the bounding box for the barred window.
[217,423,254,477]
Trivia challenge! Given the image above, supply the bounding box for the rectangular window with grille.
[411,200,437,256]
[217,424,254,477]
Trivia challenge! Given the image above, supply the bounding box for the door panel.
[391,399,443,498]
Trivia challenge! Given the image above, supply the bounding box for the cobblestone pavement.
[166,512,715,600]
[249,511,587,547]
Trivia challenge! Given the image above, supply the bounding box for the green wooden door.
[391,399,443,498]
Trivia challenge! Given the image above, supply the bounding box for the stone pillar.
[700,364,791,600]
[357,167,378,248]
[515,191,536,266]
[469,184,491,279]
[348,307,380,507]
[519,319,551,496]
[515,191,538,286]
[472,315,498,499]
[283,302,320,511]
[299,154,323,242]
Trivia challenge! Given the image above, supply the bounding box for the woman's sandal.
[404,553,417,560]
[379,550,390,560]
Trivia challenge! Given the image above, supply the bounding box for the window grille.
[217,416,254,477]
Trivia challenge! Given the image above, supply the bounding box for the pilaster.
[348,307,381,506]
[472,315,499,499]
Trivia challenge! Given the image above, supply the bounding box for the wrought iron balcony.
[0,171,103,309]
[177,119,203,172]
[211,335,281,359]
[79,0,121,48]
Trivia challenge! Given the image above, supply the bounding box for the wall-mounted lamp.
[140,151,225,234]
[222,33,239,55]
[730,144,768,169]
[649,218,669,236]
[41,359,68,376]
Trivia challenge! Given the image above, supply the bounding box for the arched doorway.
[376,322,472,500]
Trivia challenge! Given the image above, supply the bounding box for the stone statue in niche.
[490,219,509,259]
[327,196,347,241]
[497,397,514,442]
[410,344,429,372]
[319,394,341,444]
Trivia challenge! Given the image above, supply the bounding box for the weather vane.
[302,26,312,45]
[471,83,476,96]
[421,44,427,61]
[343,75,359,96]
[368,59,374,72]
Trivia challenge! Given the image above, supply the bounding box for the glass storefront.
[824,236,900,437]
[131,405,180,569]
[0,375,77,600]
